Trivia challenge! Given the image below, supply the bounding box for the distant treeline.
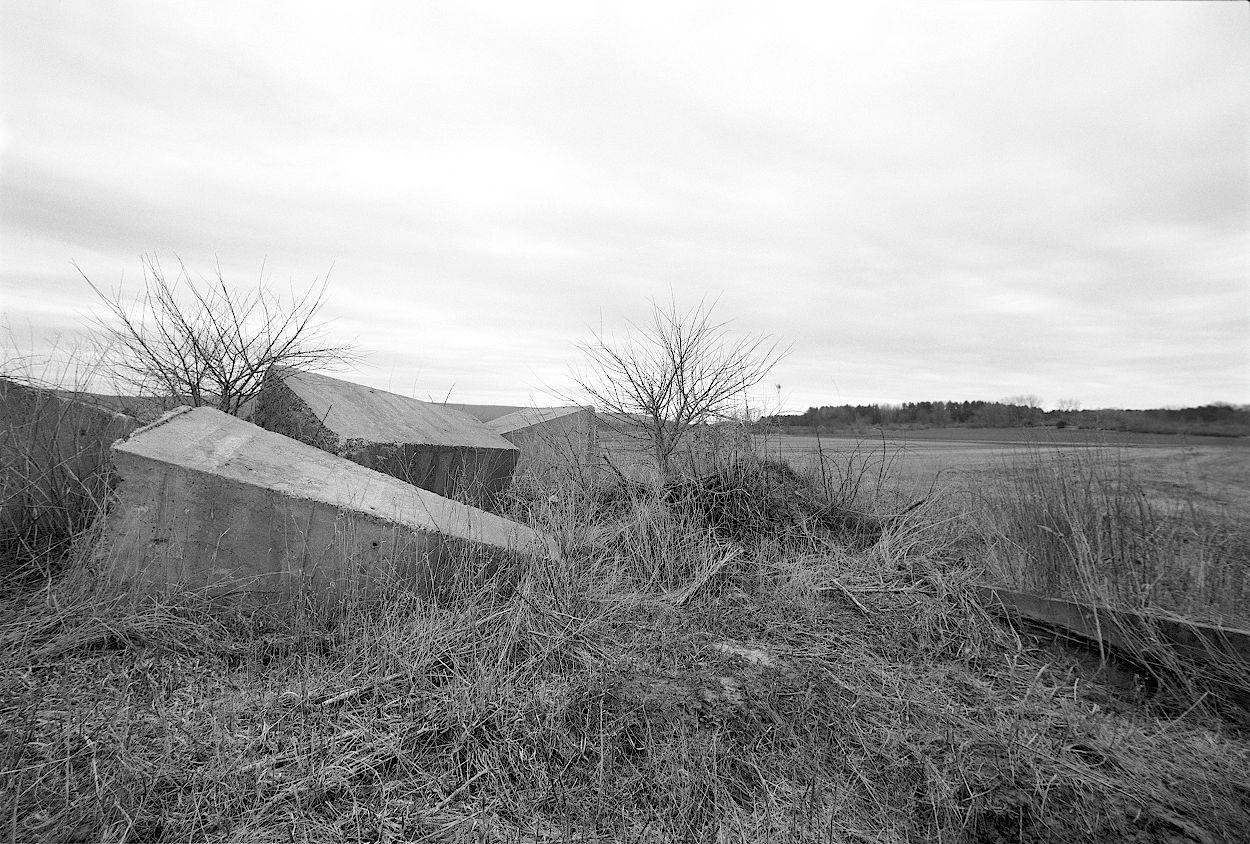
[761,401,1250,437]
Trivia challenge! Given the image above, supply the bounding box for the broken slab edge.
[976,586,1250,667]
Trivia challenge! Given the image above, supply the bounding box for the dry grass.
[2,419,1249,842]
[0,358,136,588]
[971,445,1250,627]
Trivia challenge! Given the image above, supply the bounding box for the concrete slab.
[434,404,603,485]
[976,586,1250,667]
[59,392,176,425]
[487,406,598,446]
[254,369,518,507]
[441,403,529,423]
[103,406,558,600]
[487,407,600,476]
[1,377,137,536]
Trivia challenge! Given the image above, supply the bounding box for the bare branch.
[82,256,359,415]
[569,296,790,477]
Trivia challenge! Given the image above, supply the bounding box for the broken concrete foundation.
[494,407,600,481]
[487,406,598,451]
[439,403,527,423]
[446,403,600,469]
[1,377,137,537]
[254,369,518,507]
[103,407,558,600]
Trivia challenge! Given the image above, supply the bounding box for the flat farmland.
[755,429,1250,513]
[595,426,1250,512]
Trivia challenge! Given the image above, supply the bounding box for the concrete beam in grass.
[976,586,1250,667]
[104,406,557,601]
[254,369,518,508]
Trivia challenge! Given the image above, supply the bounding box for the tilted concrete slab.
[976,586,1250,667]
[487,406,591,437]
[1,377,137,534]
[447,403,598,434]
[103,407,558,600]
[487,406,599,457]
[441,403,529,423]
[439,403,602,481]
[254,369,518,507]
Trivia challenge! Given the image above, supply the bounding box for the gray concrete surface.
[103,406,558,600]
[487,406,597,447]
[487,406,589,436]
[1,377,137,536]
[440,403,529,423]
[58,392,176,425]
[446,404,600,463]
[489,407,600,478]
[254,369,518,507]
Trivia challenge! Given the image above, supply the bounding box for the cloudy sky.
[1,1,1246,413]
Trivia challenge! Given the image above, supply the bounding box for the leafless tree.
[81,256,356,416]
[571,296,789,477]
[1000,394,1045,427]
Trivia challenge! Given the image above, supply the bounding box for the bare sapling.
[81,254,357,416]
[570,296,788,479]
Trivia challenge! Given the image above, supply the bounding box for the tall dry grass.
[2,413,1249,841]
[973,445,1250,626]
[966,443,1250,721]
[0,336,137,586]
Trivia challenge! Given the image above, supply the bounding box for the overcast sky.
[2,1,1246,413]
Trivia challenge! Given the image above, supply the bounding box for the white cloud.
[1,0,1246,411]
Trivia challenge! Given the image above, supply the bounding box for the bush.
[664,458,887,547]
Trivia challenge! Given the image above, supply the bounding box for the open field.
[589,425,1250,624]
[773,426,1249,446]
[753,431,1250,624]
[759,429,1250,510]
[2,420,1249,842]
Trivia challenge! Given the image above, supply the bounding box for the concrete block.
[103,406,558,600]
[440,403,527,423]
[254,369,518,507]
[487,406,599,452]
[1,377,137,536]
[444,403,600,469]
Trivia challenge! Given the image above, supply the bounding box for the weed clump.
[665,458,886,547]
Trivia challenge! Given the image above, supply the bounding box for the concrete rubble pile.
[487,406,598,449]
[103,406,558,599]
[254,369,518,508]
[446,402,599,460]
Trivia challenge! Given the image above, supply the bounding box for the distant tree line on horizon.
[761,400,1250,438]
